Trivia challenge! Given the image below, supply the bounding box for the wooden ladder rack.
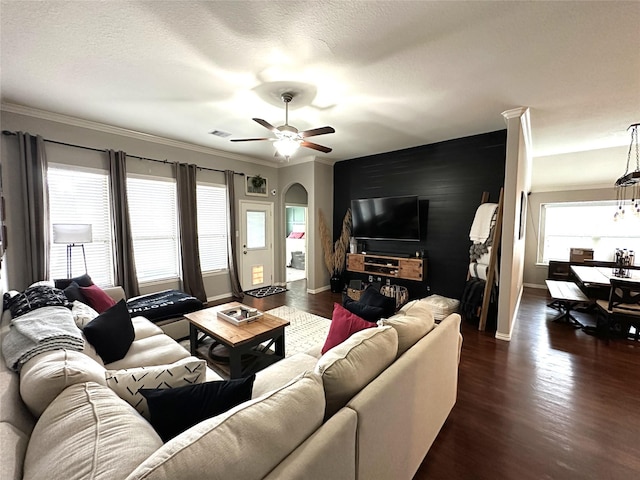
[470,188,504,331]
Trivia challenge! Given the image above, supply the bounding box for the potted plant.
[319,208,352,292]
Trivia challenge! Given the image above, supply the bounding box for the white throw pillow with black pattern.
[71,301,99,329]
[105,357,206,419]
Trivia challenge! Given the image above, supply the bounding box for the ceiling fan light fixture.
[274,137,301,158]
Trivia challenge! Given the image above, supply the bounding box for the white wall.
[496,108,532,341]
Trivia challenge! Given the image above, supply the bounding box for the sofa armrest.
[103,286,126,303]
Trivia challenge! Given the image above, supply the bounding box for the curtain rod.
[1,130,245,176]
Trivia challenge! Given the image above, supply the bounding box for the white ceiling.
[1,1,639,190]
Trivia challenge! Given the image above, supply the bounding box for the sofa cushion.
[132,316,164,340]
[360,286,396,318]
[127,371,324,480]
[104,333,190,370]
[80,284,117,313]
[105,357,206,420]
[71,300,99,328]
[20,349,106,417]
[140,374,256,442]
[321,303,376,354]
[23,382,163,480]
[316,325,398,419]
[83,300,134,364]
[382,308,435,357]
[0,422,29,480]
[342,294,385,322]
[252,352,319,398]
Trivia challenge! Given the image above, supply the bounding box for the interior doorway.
[284,183,308,283]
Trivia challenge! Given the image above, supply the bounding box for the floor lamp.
[52,224,92,278]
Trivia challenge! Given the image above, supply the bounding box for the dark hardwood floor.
[224,281,640,479]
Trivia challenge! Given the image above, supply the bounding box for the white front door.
[239,201,274,291]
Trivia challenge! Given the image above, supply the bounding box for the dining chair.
[595,279,640,340]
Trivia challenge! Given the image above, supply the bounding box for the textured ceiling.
[1,1,639,189]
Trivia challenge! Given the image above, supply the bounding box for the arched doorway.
[284,183,308,283]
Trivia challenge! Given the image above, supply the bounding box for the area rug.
[244,285,287,298]
[265,306,331,357]
[179,306,331,362]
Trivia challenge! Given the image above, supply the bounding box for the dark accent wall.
[334,130,506,300]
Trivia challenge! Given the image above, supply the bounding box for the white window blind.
[48,166,114,286]
[540,201,640,264]
[127,176,179,283]
[197,183,229,272]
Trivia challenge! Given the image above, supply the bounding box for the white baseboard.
[495,285,525,342]
[524,283,547,290]
[308,285,330,294]
[206,292,233,303]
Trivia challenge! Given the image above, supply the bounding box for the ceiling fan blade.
[301,141,332,153]
[299,126,335,138]
[230,137,271,142]
[253,118,278,133]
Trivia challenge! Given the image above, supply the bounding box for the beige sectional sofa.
[1,286,462,480]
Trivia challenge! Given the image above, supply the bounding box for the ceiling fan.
[231,92,335,159]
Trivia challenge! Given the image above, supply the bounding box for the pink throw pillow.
[321,303,376,354]
[79,284,117,314]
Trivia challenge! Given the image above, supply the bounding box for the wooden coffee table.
[184,302,290,379]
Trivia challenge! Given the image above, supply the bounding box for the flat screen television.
[351,195,420,241]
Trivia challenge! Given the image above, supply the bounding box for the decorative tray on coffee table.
[217,305,263,326]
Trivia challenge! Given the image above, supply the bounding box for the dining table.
[571,265,640,299]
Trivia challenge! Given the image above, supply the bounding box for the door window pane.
[246,210,266,249]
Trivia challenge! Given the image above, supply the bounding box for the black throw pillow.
[5,285,71,318]
[54,274,94,290]
[360,286,396,318]
[342,295,385,323]
[63,281,87,303]
[83,299,134,364]
[140,374,256,442]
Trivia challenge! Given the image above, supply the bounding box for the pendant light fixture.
[614,123,640,220]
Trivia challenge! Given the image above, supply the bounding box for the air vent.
[209,130,232,138]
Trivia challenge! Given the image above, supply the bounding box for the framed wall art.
[246,175,268,197]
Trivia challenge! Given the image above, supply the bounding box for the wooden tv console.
[346,253,425,281]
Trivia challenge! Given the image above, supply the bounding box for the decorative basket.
[346,287,364,301]
[380,284,409,310]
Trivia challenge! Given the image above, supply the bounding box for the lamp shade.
[52,224,92,244]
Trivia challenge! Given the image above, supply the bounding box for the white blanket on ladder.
[469,203,498,243]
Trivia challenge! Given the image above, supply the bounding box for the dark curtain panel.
[108,150,140,298]
[176,163,207,302]
[18,132,50,284]
[225,170,243,298]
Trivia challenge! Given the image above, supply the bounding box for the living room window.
[48,165,114,286]
[196,183,228,273]
[127,175,179,283]
[539,201,640,264]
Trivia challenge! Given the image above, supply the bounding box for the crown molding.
[0,102,280,168]
[501,107,529,120]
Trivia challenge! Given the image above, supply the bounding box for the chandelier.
[614,123,640,220]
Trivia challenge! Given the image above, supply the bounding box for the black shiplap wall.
[334,130,506,300]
